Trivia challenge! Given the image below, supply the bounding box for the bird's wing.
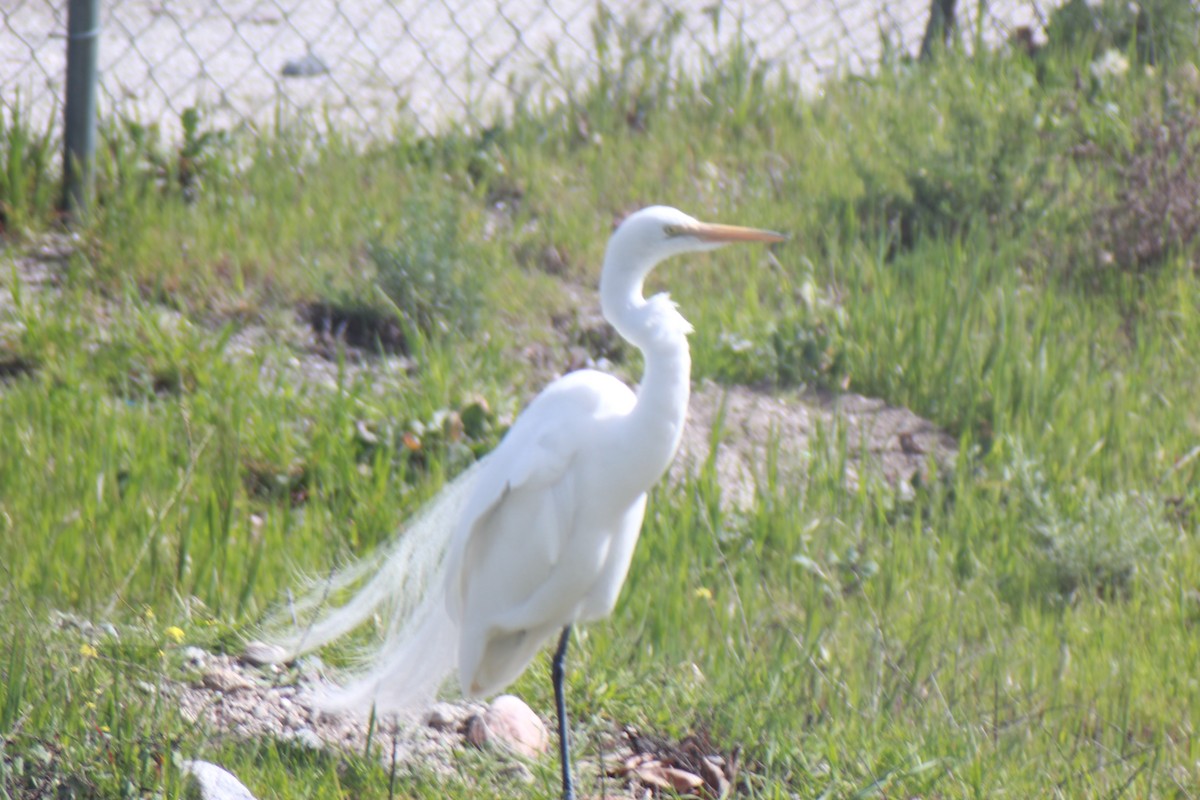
[445,370,633,622]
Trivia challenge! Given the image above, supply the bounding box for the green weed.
[370,190,483,341]
[0,101,57,234]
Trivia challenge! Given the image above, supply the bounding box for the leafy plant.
[1047,0,1200,65]
[828,61,1042,253]
[370,191,482,340]
[93,106,229,218]
[1006,444,1173,599]
[709,271,849,388]
[1036,489,1171,598]
[176,106,228,201]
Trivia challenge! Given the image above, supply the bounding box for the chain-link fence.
[3,0,1053,139]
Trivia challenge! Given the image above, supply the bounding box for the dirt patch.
[173,644,751,798]
[302,301,410,356]
[0,234,70,318]
[173,647,487,779]
[672,381,957,508]
[171,646,696,797]
[0,351,36,380]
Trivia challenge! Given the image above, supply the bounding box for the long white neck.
[600,250,693,489]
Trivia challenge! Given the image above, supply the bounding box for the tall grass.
[0,102,57,234]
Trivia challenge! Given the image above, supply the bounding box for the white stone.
[182,760,259,800]
[481,694,548,759]
[241,641,288,666]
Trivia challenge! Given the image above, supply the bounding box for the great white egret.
[270,205,784,799]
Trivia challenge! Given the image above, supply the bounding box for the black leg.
[552,625,574,800]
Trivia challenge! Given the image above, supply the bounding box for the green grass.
[3,8,1200,798]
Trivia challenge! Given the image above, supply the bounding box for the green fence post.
[63,0,101,219]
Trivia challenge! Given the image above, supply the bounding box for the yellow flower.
[164,626,185,644]
[693,586,713,601]
[79,643,99,659]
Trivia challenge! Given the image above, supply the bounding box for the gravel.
[173,647,491,778]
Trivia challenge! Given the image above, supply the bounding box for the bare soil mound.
[673,381,957,508]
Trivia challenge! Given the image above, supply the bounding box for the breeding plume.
[272,205,784,799]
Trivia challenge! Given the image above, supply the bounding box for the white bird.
[269,205,784,799]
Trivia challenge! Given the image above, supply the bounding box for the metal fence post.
[63,0,101,218]
[919,0,959,60]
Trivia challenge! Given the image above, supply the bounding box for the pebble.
[202,668,254,693]
[425,703,459,731]
[281,53,330,78]
[291,727,323,750]
[183,646,209,666]
[182,760,260,800]
[499,762,534,784]
[466,695,548,760]
[241,641,288,666]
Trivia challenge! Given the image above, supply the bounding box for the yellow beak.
[674,222,787,244]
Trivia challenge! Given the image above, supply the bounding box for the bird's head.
[610,205,784,270]
[603,205,786,287]
[599,206,786,344]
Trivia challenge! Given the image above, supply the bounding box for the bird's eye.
[663,224,683,238]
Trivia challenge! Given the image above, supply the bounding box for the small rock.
[480,694,548,759]
[183,646,209,666]
[631,758,672,790]
[700,757,731,798]
[426,703,459,731]
[700,754,734,798]
[202,668,254,693]
[241,640,288,666]
[291,727,323,750]
[281,53,329,78]
[662,766,704,792]
[464,714,488,749]
[499,762,535,784]
[294,654,326,680]
[182,760,260,800]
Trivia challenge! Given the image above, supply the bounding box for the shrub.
[1006,444,1173,599]
[370,192,482,339]
[709,271,849,388]
[1033,489,1170,599]
[1047,0,1200,65]
[1092,108,1200,273]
